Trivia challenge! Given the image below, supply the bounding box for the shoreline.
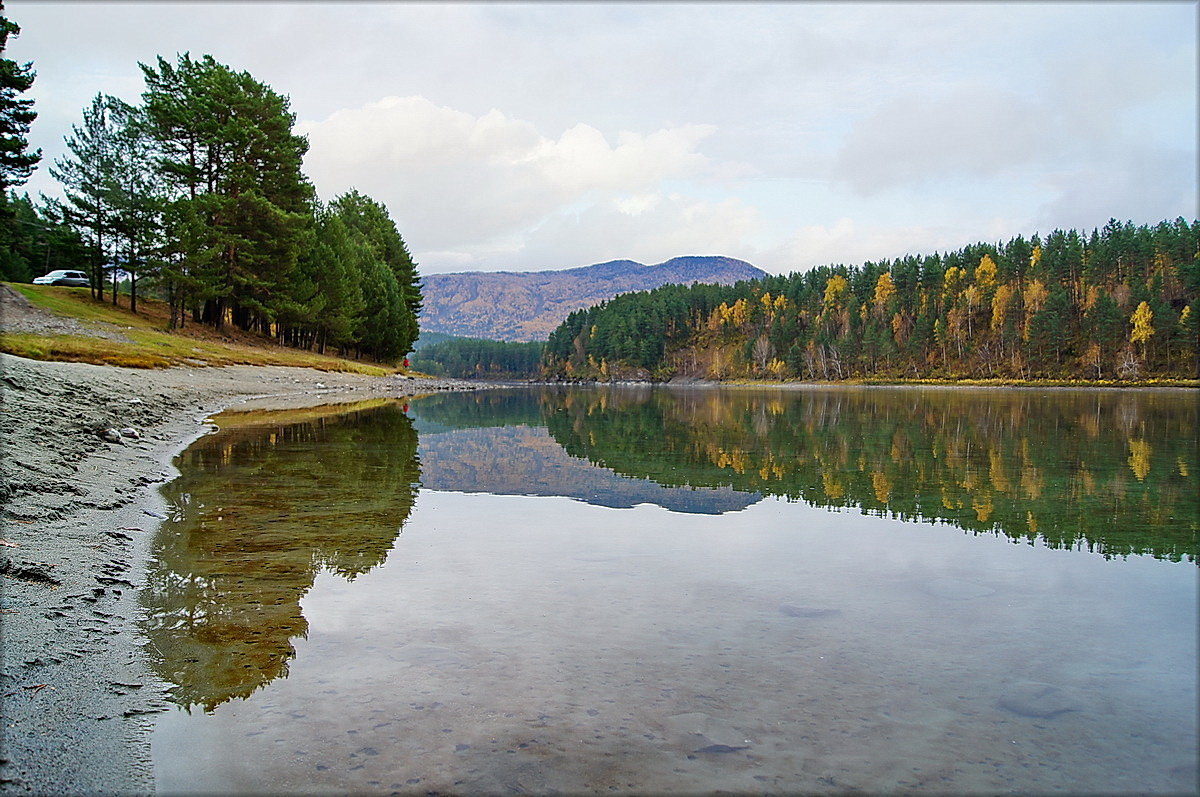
[527,377,1198,392]
[0,353,487,794]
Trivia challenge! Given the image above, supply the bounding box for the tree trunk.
[93,232,104,303]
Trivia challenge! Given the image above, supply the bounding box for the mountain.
[415,424,759,515]
[419,255,767,342]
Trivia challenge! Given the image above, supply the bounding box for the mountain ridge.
[420,255,767,341]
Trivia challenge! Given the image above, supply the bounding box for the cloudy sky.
[9,2,1197,275]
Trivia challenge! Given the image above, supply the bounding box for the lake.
[143,386,1198,794]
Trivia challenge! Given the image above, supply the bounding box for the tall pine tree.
[140,53,312,331]
[48,94,119,301]
[0,7,39,191]
[327,189,421,357]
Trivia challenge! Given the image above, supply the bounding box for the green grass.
[0,332,174,368]
[8,283,164,328]
[1,283,398,374]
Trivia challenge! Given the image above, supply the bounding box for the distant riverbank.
[531,375,1199,389]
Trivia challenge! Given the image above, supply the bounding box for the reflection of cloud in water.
[418,425,760,515]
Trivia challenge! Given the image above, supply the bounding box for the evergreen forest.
[0,39,421,362]
[545,220,1200,382]
[410,337,545,379]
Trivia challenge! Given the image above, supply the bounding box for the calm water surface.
[143,387,1198,794]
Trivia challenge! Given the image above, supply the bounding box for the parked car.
[32,270,90,287]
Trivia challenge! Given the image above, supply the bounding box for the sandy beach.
[0,351,485,794]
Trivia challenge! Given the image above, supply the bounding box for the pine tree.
[1028,286,1071,369]
[1087,293,1125,375]
[294,208,364,352]
[49,94,119,301]
[102,98,164,312]
[0,9,40,191]
[327,190,421,356]
[1180,302,1199,379]
[358,258,406,361]
[140,54,312,331]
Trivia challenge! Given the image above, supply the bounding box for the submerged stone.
[693,744,750,754]
[666,712,749,751]
[998,681,1083,719]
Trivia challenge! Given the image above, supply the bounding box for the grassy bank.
[0,283,397,375]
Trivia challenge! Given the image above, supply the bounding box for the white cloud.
[534,124,716,193]
[832,87,1059,195]
[758,218,999,273]
[14,2,1195,278]
[1035,146,1198,233]
[614,193,662,217]
[296,96,719,260]
[829,28,1197,221]
[458,193,761,272]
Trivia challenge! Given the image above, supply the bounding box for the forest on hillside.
[545,220,1199,382]
[0,27,421,362]
[409,337,544,379]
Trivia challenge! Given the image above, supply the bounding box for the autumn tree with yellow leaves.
[545,218,1199,382]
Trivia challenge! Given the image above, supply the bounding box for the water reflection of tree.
[409,387,761,514]
[408,389,548,429]
[140,402,420,712]
[542,388,1198,563]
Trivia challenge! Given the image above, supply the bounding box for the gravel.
[0,284,134,342]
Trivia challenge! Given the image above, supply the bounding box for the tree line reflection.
[140,387,1195,712]
[533,387,1197,563]
[140,400,420,712]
